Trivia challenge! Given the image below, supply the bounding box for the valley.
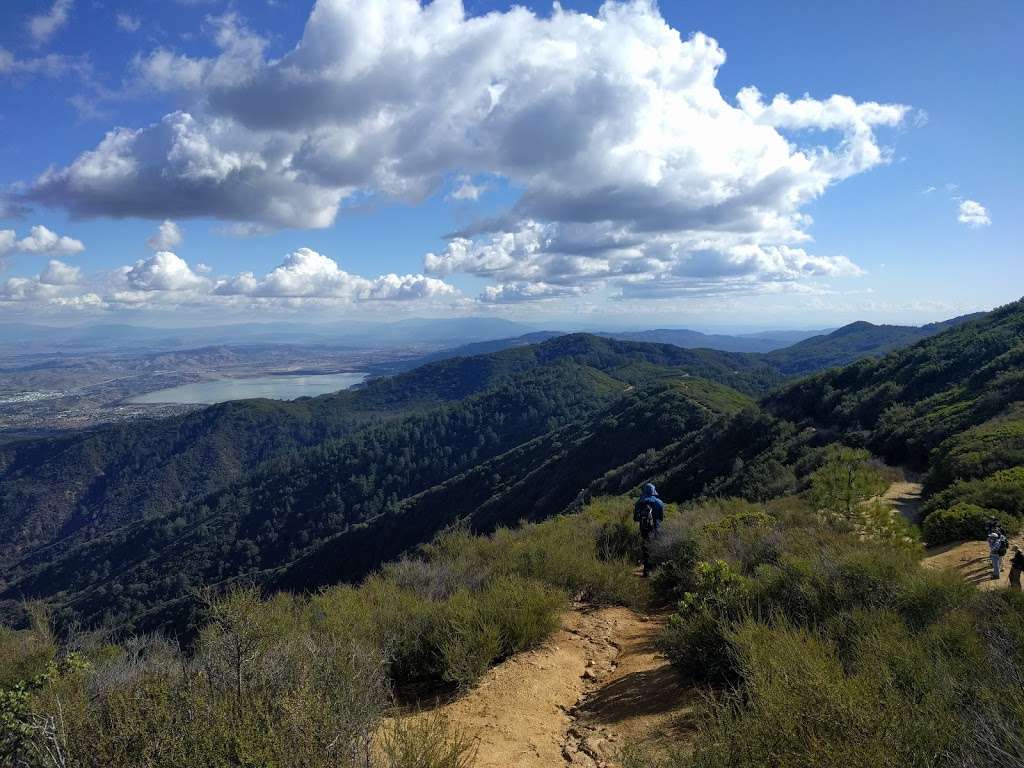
[0,344,409,436]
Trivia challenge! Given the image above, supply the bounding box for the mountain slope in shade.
[0,334,780,579]
[0,368,740,634]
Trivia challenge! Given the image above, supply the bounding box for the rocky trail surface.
[414,605,694,768]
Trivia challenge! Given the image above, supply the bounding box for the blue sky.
[0,0,1019,330]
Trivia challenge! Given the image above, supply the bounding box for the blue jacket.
[634,484,664,531]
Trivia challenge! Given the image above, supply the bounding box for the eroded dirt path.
[564,612,696,766]
[882,480,924,523]
[415,605,693,768]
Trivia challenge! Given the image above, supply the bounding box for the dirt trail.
[923,534,1024,590]
[413,605,693,768]
[882,480,924,523]
[887,479,1024,590]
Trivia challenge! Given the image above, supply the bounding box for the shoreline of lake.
[129,371,367,405]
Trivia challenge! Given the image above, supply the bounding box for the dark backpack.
[637,501,656,536]
[998,536,1009,556]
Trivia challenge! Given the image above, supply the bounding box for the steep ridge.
[0,363,625,631]
[0,309,984,579]
[2,375,747,635]
[766,300,1024,471]
[276,378,750,593]
[607,327,819,353]
[759,313,984,375]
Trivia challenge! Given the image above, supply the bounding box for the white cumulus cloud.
[0,225,85,256]
[1,246,459,313]
[121,251,209,292]
[214,247,457,302]
[39,259,82,285]
[957,199,991,228]
[22,0,911,302]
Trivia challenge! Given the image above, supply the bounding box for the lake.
[130,372,367,405]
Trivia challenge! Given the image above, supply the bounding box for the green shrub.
[661,560,750,684]
[478,576,563,655]
[923,466,1024,519]
[596,516,643,563]
[891,568,975,632]
[651,535,700,601]
[693,502,778,573]
[660,608,736,684]
[0,605,55,689]
[687,619,967,768]
[434,591,502,688]
[751,555,826,625]
[921,502,1020,545]
[377,713,478,768]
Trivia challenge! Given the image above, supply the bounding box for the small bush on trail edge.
[921,502,1020,545]
[651,535,700,601]
[597,516,643,563]
[377,713,478,768]
[660,608,737,685]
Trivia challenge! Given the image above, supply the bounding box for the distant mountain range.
[757,313,986,375]
[0,315,979,361]
[0,317,537,352]
[389,314,985,376]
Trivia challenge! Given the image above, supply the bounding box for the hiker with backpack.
[1010,546,1024,591]
[633,483,665,577]
[988,526,1009,580]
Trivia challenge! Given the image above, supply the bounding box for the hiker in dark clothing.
[634,483,665,577]
[1010,546,1024,591]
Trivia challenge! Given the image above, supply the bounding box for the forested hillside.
[767,299,1024,541]
[0,335,775,634]
[2,303,1022,638]
[0,314,976,577]
[0,334,773,574]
